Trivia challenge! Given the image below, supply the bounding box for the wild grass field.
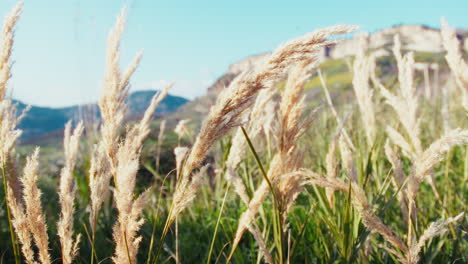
[0,2,467,264]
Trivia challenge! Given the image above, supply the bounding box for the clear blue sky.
[0,0,466,107]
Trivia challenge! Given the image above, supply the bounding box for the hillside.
[17,90,189,142]
[165,24,467,129]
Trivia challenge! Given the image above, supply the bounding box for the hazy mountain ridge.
[16,90,189,141]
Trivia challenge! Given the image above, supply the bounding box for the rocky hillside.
[168,24,467,127]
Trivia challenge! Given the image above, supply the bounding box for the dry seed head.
[58,121,84,264]
[230,26,357,250]
[384,140,409,222]
[325,139,338,207]
[111,85,170,263]
[408,212,464,264]
[170,165,209,224]
[21,148,51,264]
[182,25,357,181]
[174,119,191,140]
[352,34,376,146]
[0,1,23,100]
[6,183,35,264]
[407,128,468,202]
[441,18,468,112]
[88,143,112,231]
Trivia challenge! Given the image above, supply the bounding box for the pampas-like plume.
[155,120,166,170]
[325,139,338,207]
[89,7,143,232]
[225,86,277,204]
[408,212,464,264]
[112,85,171,264]
[98,7,143,174]
[384,140,409,222]
[229,26,357,253]
[441,18,468,112]
[407,129,468,206]
[169,164,209,225]
[224,88,277,263]
[380,35,422,155]
[234,61,313,251]
[0,1,23,101]
[58,121,84,264]
[174,119,191,141]
[180,25,357,182]
[88,142,111,232]
[21,149,51,264]
[6,183,35,264]
[0,1,27,202]
[352,34,376,147]
[276,62,314,222]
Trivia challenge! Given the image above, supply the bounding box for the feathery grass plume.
[229,26,357,254]
[0,1,23,101]
[407,128,468,208]
[352,34,376,147]
[276,62,315,223]
[225,87,278,205]
[174,119,191,142]
[169,164,209,225]
[384,140,409,222]
[247,223,274,264]
[88,7,143,232]
[112,86,171,264]
[0,1,26,202]
[0,100,29,194]
[225,129,251,204]
[339,134,357,182]
[441,18,468,112]
[0,4,29,263]
[385,126,414,159]
[21,149,51,264]
[234,61,314,255]
[408,212,464,264]
[57,121,84,264]
[5,183,35,264]
[155,119,166,170]
[180,25,357,181]
[380,35,422,155]
[325,138,338,207]
[88,142,111,233]
[98,7,143,174]
[224,88,279,262]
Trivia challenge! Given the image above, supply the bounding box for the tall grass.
[0,2,466,264]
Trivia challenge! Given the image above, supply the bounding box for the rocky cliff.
[207,25,467,94]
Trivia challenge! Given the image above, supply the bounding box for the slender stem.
[90,220,96,264]
[123,229,133,264]
[241,126,283,262]
[206,183,230,264]
[2,162,20,264]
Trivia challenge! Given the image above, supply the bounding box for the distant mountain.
[16,90,189,141]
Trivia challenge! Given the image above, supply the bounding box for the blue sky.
[0,0,466,107]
